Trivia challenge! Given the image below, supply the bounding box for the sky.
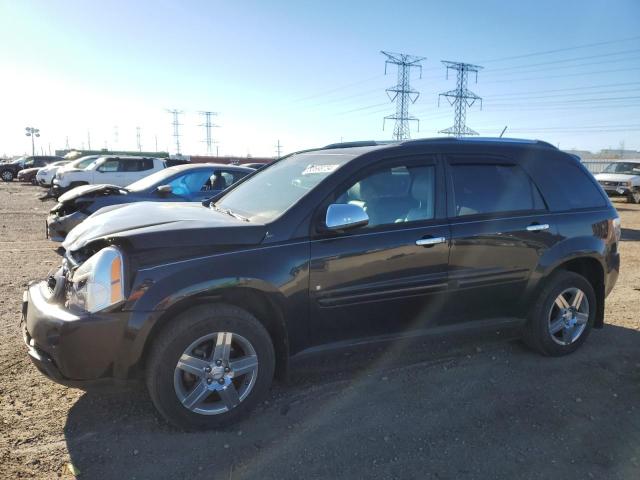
[0,0,639,158]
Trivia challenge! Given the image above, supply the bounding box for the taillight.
[612,216,621,242]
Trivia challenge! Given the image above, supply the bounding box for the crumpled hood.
[62,201,266,252]
[59,184,125,203]
[595,173,640,183]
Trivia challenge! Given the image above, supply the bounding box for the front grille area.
[599,181,623,187]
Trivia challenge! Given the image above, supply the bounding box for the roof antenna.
[499,126,508,138]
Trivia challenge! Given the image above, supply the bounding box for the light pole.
[25,127,40,156]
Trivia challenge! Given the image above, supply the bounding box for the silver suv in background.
[594,160,640,204]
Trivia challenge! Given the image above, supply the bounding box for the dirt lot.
[0,181,639,479]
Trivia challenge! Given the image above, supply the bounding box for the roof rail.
[402,137,558,149]
[322,140,396,149]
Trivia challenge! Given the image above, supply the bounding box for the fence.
[581,161,611,174]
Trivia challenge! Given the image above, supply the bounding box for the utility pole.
[275,139,283,158]
[167,109,183,154]
[198,111,218,155]
[438,61,483,137]
[381,51,425,140]
[65,136,70,150]
[155,134,158,152]
[87,130,92,150]
[25,127,40,155]
[136,126,142,152]
[113,125,119,148]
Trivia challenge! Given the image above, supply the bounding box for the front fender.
[113,241,310,377]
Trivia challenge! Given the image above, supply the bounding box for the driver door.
[308,156,451,346]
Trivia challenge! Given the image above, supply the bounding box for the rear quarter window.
[522,154,607,211]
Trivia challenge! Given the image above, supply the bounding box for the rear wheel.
[146,304,275,430]
[1,170,14,182]
[523,271,596,356]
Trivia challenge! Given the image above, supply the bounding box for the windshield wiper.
[211,204,250,222]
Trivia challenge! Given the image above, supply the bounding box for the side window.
[140,159,154,171]
[98,159,120,172]
[450,163,544,217]
[121,160,142,172]
[169,170,215,197]
[336,164,436,228]
[526,159,606,210]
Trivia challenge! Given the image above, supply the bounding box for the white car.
[53,156,167,192]
[594,160,640,204]
[35,160,71,186]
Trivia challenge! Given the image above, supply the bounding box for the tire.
[522,271,596,356]
[627,190,640,204]
[146,304,275,430]
[1,170,14,182]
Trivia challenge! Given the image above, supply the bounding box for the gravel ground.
[0,181,639,479]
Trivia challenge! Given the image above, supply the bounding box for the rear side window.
[450,164,545,217]
[525,158,607,210]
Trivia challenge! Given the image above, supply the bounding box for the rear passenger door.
[122,158,155,185]
[445,156,559,321]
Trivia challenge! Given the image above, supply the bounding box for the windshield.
[11,157,25,165]
[127,167,182,192]
[215,152,354,223]
[603,162,640,175]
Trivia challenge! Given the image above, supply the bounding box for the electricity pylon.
[438,61,483,137]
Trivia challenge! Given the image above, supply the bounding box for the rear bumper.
[21,282,130,387]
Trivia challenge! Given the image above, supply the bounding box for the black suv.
[21,138,620,429]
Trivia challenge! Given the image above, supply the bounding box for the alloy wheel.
[173,332,259,415]
[1,171,13,181]
[548,287,589,346]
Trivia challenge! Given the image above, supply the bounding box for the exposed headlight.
[67,246,125,313]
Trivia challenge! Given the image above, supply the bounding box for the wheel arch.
[135,286,290,381]
[536,255,606,328]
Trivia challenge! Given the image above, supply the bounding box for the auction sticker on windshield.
[302,164,340,175]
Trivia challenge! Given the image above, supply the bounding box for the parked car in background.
[21,138,620,429]
[47,163,253,241]
[15,156,64,183]
[18,157,66,185]
[35,160,71,186]
[594,160,640,204]
[0,157,26,181]
[52,156,167,195]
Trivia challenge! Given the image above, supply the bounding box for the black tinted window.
[451,164,544,217]
[525,158,607,210]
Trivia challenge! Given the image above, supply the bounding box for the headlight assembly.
[67,246,125,313]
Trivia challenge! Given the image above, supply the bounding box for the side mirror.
[324,203,369,231]
[156,184,172,195]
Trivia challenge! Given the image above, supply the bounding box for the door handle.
[526,223,550,232]
[416,236,447,247]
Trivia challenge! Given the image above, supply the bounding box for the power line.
[167,109,183,155]
[381,51,426,140]
[478,35,640,63]
[199,111,219,155]
[438,61,483,137]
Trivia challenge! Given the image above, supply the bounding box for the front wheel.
[146,304,275,430]
[627,190,640,204]
[1,170,14,182]
[523,271,596,356]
